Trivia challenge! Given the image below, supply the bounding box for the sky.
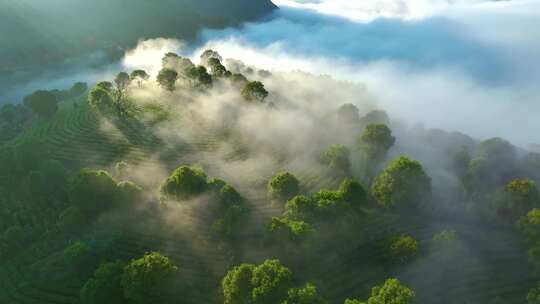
[184,0,540,147]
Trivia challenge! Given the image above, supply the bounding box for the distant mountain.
[0,0,277,97]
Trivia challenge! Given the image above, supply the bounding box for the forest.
[1,45,540,304]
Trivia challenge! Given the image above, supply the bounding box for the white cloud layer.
[271,0,534,21]
[190,0,540,146]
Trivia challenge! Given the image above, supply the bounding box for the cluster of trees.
[320,144,351,177]
[371,156,431,210]
[0,140,70,258]
[65,168,145,227]
[267,172,367,243]
[222,259,325,304]
[513,181,540,301]
[157,50,269,101]
[384,235,419,264]
[88,73,138,119]
[80,251,178,304]
[88,50,270,121]
[267,172,301,203]
[344,278,415,304]
[160,165,248,238]
[222,259,415,304]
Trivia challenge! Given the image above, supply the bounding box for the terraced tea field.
[0,97,537,304]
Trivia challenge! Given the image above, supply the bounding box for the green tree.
[518,209,540,244]
[268,172,301,202]
[465,138,517,197]
[361,110,390,126]
[69,169,120,216]
[359,124,395,164]
[283,283,326,304]
[121,252,178,304]
[285,195,318,221]
[70,82,88,97]
[112,72,132,118]
[231,73,249,87]
[321,145,351,176]
[208,57,228,77]
[130,70,150,87]
[185,65,213,88]
[504,179,540,217]
[223,263,255,304]
[162,52,180,69]
[372,156,431,209]
[338,178,367,208]
[337,103,360,125]
[23,90,58,118]
[160,166,208,201]
[529,241,540,271]
[223,259,293,304]
[452,147,471,180]
[115,72,131,92]
[157,68,179,92]
[477,137,516,165]
[200,49,223,65]
[387,235,418,264]
[88,85,114,115]
[252,259,293,303]
[242,81,269,102]
[345,278,415,304]
[269,216,314,243]
[97,81,114,92]
[528,284,540,304]
[80,261,126,304]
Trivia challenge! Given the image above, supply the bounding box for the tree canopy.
[337,103,360,125]
[160,166,208,201]
[242,81,269,102]
[80,261,126,304]
[359,124,395,164]
[321,144,351,176]
[130,70,150,87]
[372,156,431,209]
[504,179,540,217]
[268,172,301,202]
[157,68,179,92]
[345,278,415,304]
[222,259,293,304]
[23,90,58,118]
[121,252,178,304]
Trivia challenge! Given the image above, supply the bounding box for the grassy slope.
[0,98,537,303]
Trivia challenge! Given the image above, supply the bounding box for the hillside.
[1,49,540,303]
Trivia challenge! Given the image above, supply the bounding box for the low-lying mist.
[194,1,540,147]
[6,0,538,148]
